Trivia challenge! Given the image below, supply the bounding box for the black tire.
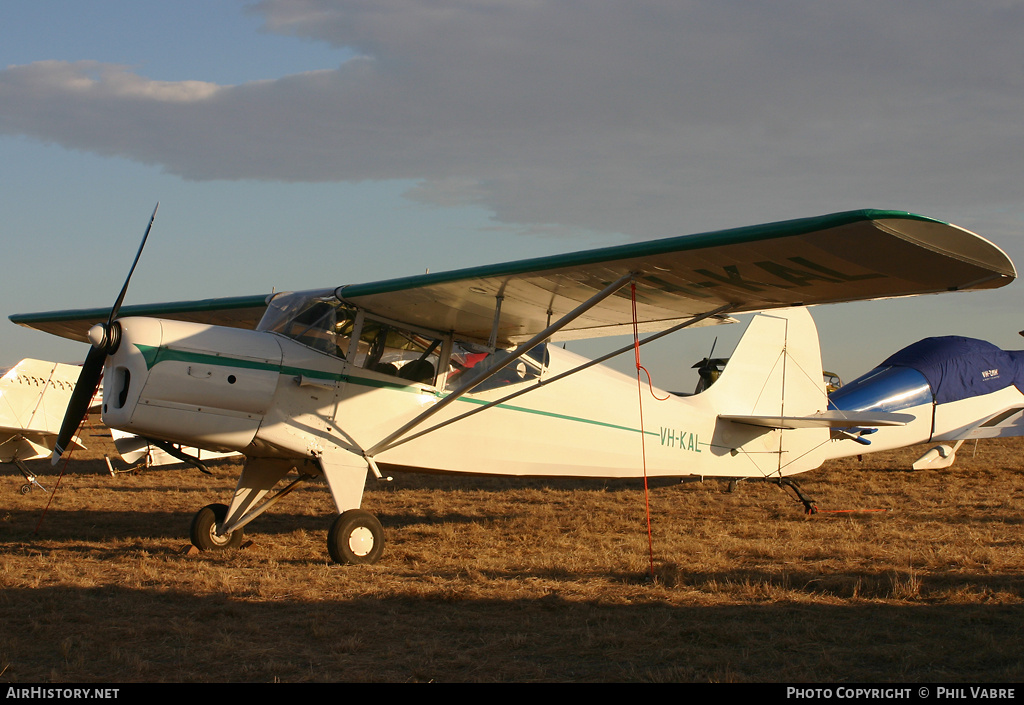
[190,503,243,551]
[327,509,384,565]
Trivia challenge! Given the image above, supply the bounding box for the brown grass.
[2,423,1023,682]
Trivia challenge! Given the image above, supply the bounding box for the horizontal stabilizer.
[719,410,914,430]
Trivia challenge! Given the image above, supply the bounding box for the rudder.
[701,308,830,478]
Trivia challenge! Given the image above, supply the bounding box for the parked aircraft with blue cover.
[10,208,1017,563]
[827,336,1024,469]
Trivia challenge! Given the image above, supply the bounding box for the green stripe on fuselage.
[135,344,660,437]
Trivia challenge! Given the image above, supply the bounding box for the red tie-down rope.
[630,282,668,579]
[34,412,89,534]
[35,445,74,535]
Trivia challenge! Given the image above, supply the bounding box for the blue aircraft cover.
[879,336,1024,405]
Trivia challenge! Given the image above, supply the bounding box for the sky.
[2,0,1024,392]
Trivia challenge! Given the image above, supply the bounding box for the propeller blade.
[52,203,160,465]
[108,202,158,326]
[51,345,106,465]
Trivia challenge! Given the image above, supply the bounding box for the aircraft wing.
[10,210,1015,346]
[943,406,1024,441]
[335,209,1016,345]
[10,294,271,344]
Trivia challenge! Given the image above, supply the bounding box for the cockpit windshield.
[257,290,357,358]
[258,290,445,386]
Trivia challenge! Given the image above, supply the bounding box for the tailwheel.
[776,478,819,515]
[327,509,384,565]
[190,503,243,551]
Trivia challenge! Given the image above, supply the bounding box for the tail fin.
[701,308,830,478]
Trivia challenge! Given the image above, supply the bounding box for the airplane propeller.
[51,203,159,465]
[692,337,727,393]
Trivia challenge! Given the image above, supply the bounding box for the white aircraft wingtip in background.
[107,428,238,475]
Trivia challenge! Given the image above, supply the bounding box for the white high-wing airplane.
[0,358,85,493]
[10,209,1016,564]
[826,334,1024,469]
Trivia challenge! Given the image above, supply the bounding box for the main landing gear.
[187,504,386,565]
[14,459,46,496]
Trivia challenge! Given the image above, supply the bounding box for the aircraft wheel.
[190,503,243,551]
[20,484,31,495]
[327,509,384,565]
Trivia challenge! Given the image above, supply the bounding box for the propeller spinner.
[51,203,159,465]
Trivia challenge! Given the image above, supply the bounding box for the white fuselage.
[101,311,833,484]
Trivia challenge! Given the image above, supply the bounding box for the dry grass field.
[2,421,1023,683]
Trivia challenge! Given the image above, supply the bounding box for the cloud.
[3,1,1024,237]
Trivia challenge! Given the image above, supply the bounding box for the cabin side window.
[352,319,444,386]
[445,343,548,393]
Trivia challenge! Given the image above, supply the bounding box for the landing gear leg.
[14,460,46,494]
[318,453,381,564]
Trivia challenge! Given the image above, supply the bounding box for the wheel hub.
[210,524,231,546]
[348,526,375,556]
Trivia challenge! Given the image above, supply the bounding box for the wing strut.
[364,272,637,457]
[487,294,504,350]
[368,302,740,456]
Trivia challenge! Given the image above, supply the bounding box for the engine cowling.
[102,317,283,453]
